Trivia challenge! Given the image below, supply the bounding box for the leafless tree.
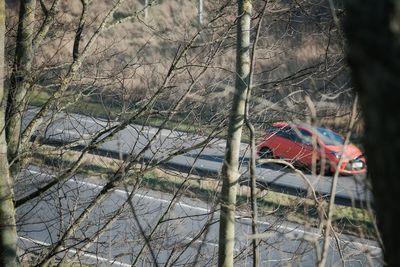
[218,0,251,266]
[3,0,235,265]
[0,0,17,265]
[0,0,381,266]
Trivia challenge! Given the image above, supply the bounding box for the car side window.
[299,129,312,144]
[275,128,289,139]
[276,128,301,142]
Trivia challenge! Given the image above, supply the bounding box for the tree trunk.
[198,0,203,28]
[245,3,267,265]
[6,0,36,172]
[0,0,18,265]
[344,1,400,265]
[218,1,251,266]
[144,0,148,21]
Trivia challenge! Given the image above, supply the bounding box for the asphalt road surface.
[16,167,381,266]
[22,107,371,207]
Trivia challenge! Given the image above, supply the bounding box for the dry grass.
[7,0,353,124]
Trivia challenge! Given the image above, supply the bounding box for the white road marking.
[76,179,210,213]
[18,236,131,267]
[26,169,381,252]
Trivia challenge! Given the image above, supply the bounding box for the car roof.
[271,122,317,135]
[272,121,290,128]
[272,121,315,130]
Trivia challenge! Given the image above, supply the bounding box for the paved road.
[16,167,381,266]
[22,107,372,207]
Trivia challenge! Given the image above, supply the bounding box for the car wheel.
[259,147,273,159]
[315,160,332,176]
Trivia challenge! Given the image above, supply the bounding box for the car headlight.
[331,151,342,159]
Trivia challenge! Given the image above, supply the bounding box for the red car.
[257,122,366,175]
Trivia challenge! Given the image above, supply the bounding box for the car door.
[284,128,307,162]
[272,128,303,161]
[296,128,316,165]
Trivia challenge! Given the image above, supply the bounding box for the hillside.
[5,0,352,131]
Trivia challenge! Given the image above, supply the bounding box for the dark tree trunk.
[344,1,400,265]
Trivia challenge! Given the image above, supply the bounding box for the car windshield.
[316,127,344,145]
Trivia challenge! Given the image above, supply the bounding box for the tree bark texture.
[0,0,18,265]
[218,1,251,266]
[6,0,36,170]
[344,1,400,266]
